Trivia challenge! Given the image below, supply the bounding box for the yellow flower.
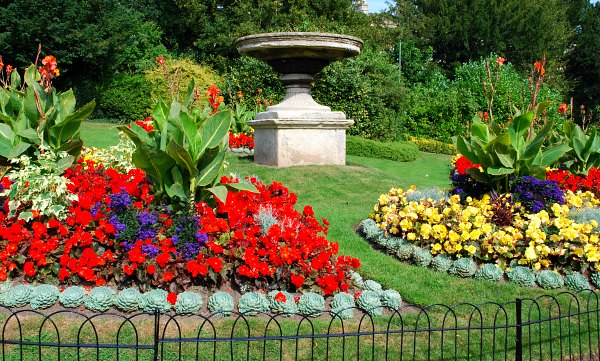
[525,245,537,261]
[407,232,416,241]
[432,243,442,253]
[465,245,477,254]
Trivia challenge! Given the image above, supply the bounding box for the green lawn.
[80,121,120,149]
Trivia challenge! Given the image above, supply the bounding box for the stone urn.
[235,32,363,167]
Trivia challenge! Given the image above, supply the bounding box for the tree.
[566,2,600,124]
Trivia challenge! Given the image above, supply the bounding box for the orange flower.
[534,61,545,75]
[5,65,13,74]
[496,57,505,66]
[206,84,222,113]
[42,55,57,71]
[0,56,3,68]
[558,103,569,116]
[156,56,165,65]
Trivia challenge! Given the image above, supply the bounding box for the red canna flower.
[156,56,165,66]
[496,57,505,66]
[558,103,569,116]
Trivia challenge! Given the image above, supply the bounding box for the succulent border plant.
[139,289,172,313]
[114,288,141,312]
[507,266,536,287]
[238,292,269,315]
[356,290,383,317]
[380,289,402,310]
[535,270,564,290]
[208,291,234,316]
[431,254,453,273]
[412,247,433,267]
[449,258,477,278]
[475,264,504,282]
[174,291,203,314]
[59,286,86,308]
[30,284,59,309]
[297,292,325,317]
[330,292,355,320]
[85,286,116,312]
[267,290,298,315]
[3,284,33,308]
[564,272,591,292]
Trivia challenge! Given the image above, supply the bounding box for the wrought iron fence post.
[153,310,160,361]
[515,298,523,361]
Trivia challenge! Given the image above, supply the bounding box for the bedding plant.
[0,54,371,315]
[362,57,600,290]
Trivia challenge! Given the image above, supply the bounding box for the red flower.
[167,292,177,305]
[558,103,569,116]
[156,56,165,65]
[274,292,287,303]
[454,155,481,175]
[24,261,36,277]
[496,57,505,66]
[147,265,156,275]
[290,274,305,288]
[206,84,223,114]
[163,272,174,282]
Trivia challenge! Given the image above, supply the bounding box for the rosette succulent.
[238,292,269,315]
[430,254,453,273]
[591,273,600,288]
[59,286,86,308]
[268,290,297,315]
[380,289,402,310]
[475,264,504,282]
[297,292,325,317]
[114,288,141,312]
[363,280,383,295]
[330,292,355,320]
[350,271,364,288]
[359,218,383,240]
[174,291,203,314]
[208,291,235,316]
[0,281,12,306]
[139,289,172,313]
[30,285,60,309]
[449,258,477,278]
[3,284,33,308]
[564,273,591,292]
[356,290,383,316]
[412,248,433,267]
[507,267,535,287]
[386,237,404,253]
[536,270,564,290]
[85,286,116,312]
[396,243,414,261]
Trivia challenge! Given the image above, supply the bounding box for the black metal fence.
[1,290,599,360]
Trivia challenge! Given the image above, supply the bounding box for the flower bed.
[361,155,600,291]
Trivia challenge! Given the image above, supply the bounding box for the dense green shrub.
[145,57,221,107]
[314,49,406,141]
[346,136,418,162]
[400,56,564,143]
[406,135,457,155]
[97,73,152,122]
[221,57,284,107]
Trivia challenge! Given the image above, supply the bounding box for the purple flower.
[196,231,208,244]
[181,242,203,260]
[171,234,179,246]
[141,244,160,258]
[137,227,157,240]
[109,190,131,212]
[91,202,102,217]
[136,211,157,227]
[109,215,126,237]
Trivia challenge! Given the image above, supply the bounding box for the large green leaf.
[487,166,515,175]
[0,124,15,157]
[167,140,199,178]
[207,185,228,204]
[178,111,197,155]
[195,147,226,187]
[540,143,571,167]
[117,123,153,147]
[471,123,489,142]
[226,182,258,193]
[453,136,478,163]
[196,110,232,156]
[522,122,553,160]
[496,152,514,169]
[152,100,169,131]
[51,100,95,142]
[132,145,175,188]
[509,112,533,153]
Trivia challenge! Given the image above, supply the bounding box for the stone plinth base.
[249,119,353,167]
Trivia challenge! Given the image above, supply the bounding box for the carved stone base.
[249,119,354,167]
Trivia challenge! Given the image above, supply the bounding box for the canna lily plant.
[0,54,95,167]
[118,81,255,208]
[453,104,571,193]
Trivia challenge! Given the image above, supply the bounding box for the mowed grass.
[79,122,557,307]
[80,121,120,149]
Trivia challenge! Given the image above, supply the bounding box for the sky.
[367,0,599,13]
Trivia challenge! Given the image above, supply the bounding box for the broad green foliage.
[346,136,418,162]
[0,65,94,165]
[119,87,252,206]
[559,121,600,175]
[453,110,571,192]
[231,103,256,134]
[1,151,78,221]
